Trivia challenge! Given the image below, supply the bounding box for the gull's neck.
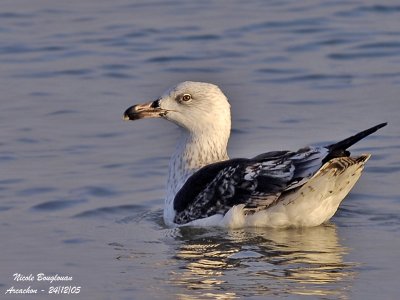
[170,129,229,188]
[164,126,230,225]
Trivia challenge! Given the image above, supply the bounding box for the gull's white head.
[125,82,233,221]
[124,81,231,136]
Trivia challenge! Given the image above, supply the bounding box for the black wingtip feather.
[322,122,387,164]
[327,122,387,152]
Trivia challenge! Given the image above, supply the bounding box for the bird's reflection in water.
[169,223,357,299]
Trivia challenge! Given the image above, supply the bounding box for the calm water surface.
[1,0,399,299]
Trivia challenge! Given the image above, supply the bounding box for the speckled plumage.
[123,81,387,228]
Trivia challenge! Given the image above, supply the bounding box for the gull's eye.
[181,94,192,102]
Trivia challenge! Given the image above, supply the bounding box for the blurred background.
[1,1,399,299]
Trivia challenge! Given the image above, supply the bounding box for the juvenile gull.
[123,81,387,228]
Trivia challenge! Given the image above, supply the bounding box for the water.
[1,0,399,299]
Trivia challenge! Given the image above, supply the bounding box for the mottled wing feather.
[173,147,328,224]
[173,158,248,213]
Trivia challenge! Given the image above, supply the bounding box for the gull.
[123,81,387,228]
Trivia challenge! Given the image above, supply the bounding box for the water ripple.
[356,41,400,49]
[46,109,79,116]
[63,238,93,244]
[0,12,34,19]
[359,5,400,13]
[74,204,144,218]
[17,187,56,196]
[232,17,326,33]
[260,73,353,84]
[159,34,221,42]
[328,51,400,60]
[32,198,87,211]
[147,56,196,63]
[13,69,93,78]
[164,67,223,73]
[73,186,119,198]
[168,225,356,298]
[0,44,69,55]
[103,72,133,79]
[367,165,400,174]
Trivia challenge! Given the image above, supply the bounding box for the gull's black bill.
[123,99,165,121]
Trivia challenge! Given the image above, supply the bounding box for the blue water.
[1,1,399,299]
